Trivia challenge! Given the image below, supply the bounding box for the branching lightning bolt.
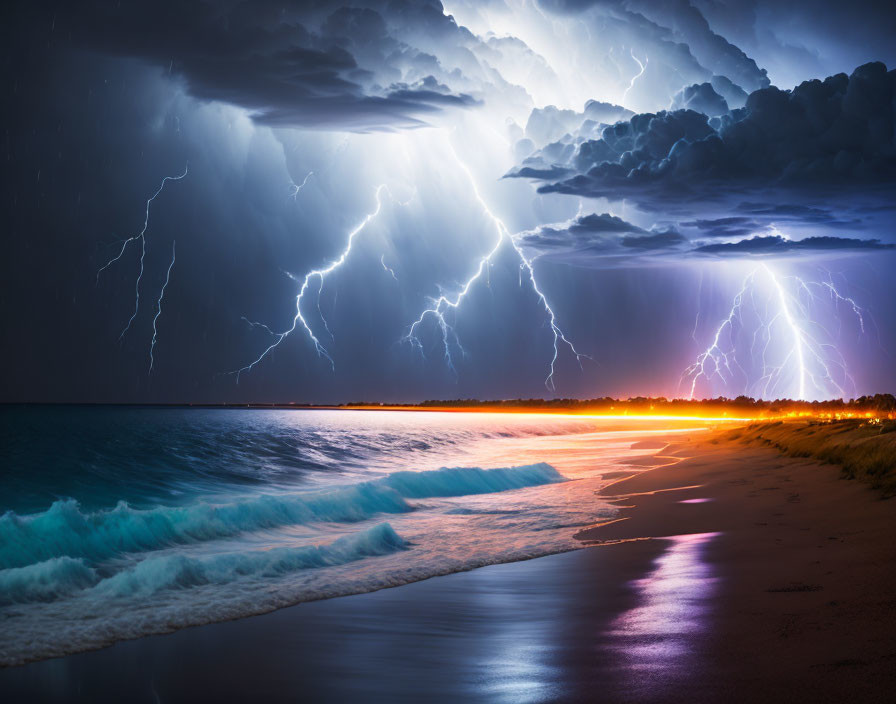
[402,146,590,390]
[763,264,810,399]
[148,241,176,374]
[96,165,188,340]
[805,272,865,334]
[231,184,394,381]
[682,269,754,399]
[240,316,278,336]
[288,171,313,200]
[683,263,868,401]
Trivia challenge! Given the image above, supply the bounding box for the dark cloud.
[385,80,482,109]
[509,165,575,180]
[570,213,645,234]
[691,0,896,88]
[25,1,494,132]
[517,212,685,259]
[735,203,862,228]
[518,107,714,187]
[695,234,895,255]
[521,210,893,265]
[519,62,896,203]
[621,228,687,249]
[682,216,765,238]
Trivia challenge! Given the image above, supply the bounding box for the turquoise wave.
[0,523,408,605]
[0,463,565,569]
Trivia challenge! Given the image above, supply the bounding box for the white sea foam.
[0,463,564,570]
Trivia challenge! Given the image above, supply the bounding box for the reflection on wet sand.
[611,533,720,686]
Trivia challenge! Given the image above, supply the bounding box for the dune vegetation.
[721,419,896,496]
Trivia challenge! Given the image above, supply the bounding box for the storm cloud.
[517,62,896,207]
[516,212,688,262]
[3,0,896,403]
[18,1,505,132]
[696,234,895,255]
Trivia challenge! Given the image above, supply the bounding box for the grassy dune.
[720,419,896,496]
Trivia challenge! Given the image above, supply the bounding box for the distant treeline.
[340,394,896,414]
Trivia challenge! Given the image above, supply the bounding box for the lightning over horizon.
[9,0,892,404]
[148,240,176,374]
[683,263,869,402]
[402,143,592,391]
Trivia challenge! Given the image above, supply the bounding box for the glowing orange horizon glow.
[308,405,894,423]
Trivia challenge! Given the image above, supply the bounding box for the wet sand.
[578,433,896,703]
[1,430,894,702]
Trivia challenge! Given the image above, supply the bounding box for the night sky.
[2,0,896,403]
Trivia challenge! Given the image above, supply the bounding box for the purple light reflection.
[610,532,720,679]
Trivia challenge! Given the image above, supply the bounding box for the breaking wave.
[0,557,98,606]
[3,407,649,667]
[0,523,408,607]
[0,463,564,570]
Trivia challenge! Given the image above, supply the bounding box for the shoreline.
[577,430,896,701]
[1,428,894,701]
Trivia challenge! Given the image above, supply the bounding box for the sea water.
[0,406,702,665]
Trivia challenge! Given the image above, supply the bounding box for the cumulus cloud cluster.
[517,206,893,267]
[516,62,896,200]
[516,212,688,262]
[671,82,729,116]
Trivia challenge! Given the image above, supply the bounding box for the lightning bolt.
[148,241,176,374]
[804,271,865,334]
[762,263,809,399]
[682,269,754,399]
[381,255,399,282]
[402,145,590,390]
[231,184,395,381]
[96,165,188,339]
[683,263,867,401]
[288,171,313,200]
[240,316,278,336]
[622,48,648,105]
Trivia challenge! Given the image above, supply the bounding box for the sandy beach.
[1,426,894,703]
[579,431,896,702]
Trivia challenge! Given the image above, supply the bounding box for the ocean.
[0,406,705,665]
